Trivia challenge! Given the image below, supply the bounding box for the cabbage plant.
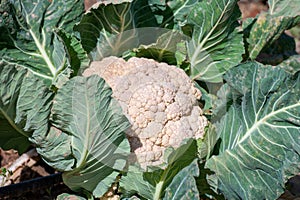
[0,0,300,199]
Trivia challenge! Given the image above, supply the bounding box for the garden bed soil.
[0,148,73,200]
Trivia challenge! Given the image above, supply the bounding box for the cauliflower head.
[83,56,208,169]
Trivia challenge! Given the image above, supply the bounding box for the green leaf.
[255,33,297,66]
[123,197,141,200]
[167,0,199,29]
[75,0,203,60]
[245,14,300,60]
[268,0,300,17]
[0,62,53,153]
[36,126,74,172]
[136,0,201,30]
[165,139,198,167]
[0,0,17,48]
[120,165,156,199]
[74,0,134,55]
[187,0,244,83]
[79,0,174,60]
[134,30,190,65]
[57,30,90,76]
[279,55,300,74]
[0,0,84,85]
[0,64,29,152]
[163,159,200,200]
[50,75,130,197]
[56,193,87,200]
[196,162,225,200]
[120,139,198,200]
[243,0,300,60]
[197,124,218,162]
[0,118,30,153]
[205,62,300,200]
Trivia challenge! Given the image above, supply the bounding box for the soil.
[0,148,73,200]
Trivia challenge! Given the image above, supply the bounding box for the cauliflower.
[83,56,208,168]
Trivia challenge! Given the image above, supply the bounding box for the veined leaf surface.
[120,139,198,200]
[279,55,300,74]
[187,0,243,83]
[0,62,53,153]
[268,0,300,17]
[206,62,300,200]
[0,118,30,153]
[0,0,84,84]
[75,0,202,60]
[134,30,190,65]
[163,159,200,200]
[51,75,130,197]
[244,0,300,60]
[74,0,134,56]
[36,126,74,172]
[56,30,90,76]
[57,193,86,200]
[245,14,300,60]
[167,0,199,28]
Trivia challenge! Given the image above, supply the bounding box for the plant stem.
[154,181,164,200]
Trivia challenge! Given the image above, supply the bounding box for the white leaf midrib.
[237,101,300,145]
[22,0,57,78]
[190,1,231,66]
[29,29,56,77]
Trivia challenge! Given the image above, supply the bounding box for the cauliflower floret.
[83,56,134,89]
[83,56,208,169]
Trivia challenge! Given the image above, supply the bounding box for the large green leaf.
[205,62,300,199]
[57,30,90,77]
[57,193,87,200]
[163,159,200,200]
[50,75,130,197]
[255,32,297,66]
[268,0,300,17]
[166,0,199,29]
[0,0,17,48]
[36,126,74,172]
[0,64,29,150]
[0,118,30,153]
[0,62,53,153]
[75,0,201,60]
[76,0,171,60]
[120,165,156,199]
[135,0,200,29]
[0,0,84,85]
[197,124,219,162]
[74,0,134,55]
[120,139,198,200]
[0,0,87,156]
[245,14,300,60]
[279,55,300,74]
[244,0,300,60]
[187,0,244,83]
[134,30,190,65]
